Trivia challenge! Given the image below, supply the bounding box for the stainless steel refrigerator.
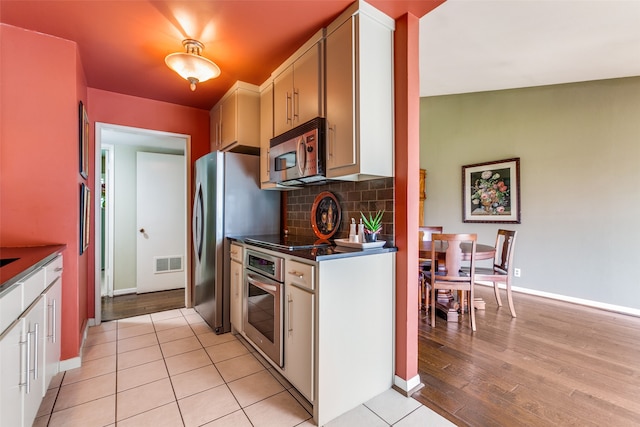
[193,152,280,333]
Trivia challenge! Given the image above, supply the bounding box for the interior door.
[136,152,186,293]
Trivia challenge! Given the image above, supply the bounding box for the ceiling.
[420,0,640,97]
[2,1,639,111]
[0,0,443,110]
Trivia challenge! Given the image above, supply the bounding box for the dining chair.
[418,226,443,310]
[426,233,477,331]
[474,229,518,317]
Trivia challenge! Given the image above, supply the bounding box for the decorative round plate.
[311,191,341,239]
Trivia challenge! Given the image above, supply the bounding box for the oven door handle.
[246,273,279,295]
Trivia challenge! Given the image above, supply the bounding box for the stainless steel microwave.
[269,117,326,185]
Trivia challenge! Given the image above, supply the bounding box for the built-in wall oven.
[243,249,284,367]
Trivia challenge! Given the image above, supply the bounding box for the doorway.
[94,123,191,324]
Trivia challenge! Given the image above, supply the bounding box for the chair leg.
[506,280,517,318]
[430,286,436,327]
[418,272,422,311]
[493,281,503,307]
[469,286,476,332]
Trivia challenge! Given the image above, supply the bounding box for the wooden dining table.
[418,241,496,261]
[418,241,496,322]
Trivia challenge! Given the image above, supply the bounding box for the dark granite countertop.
[228,236,397,262]
[0,245,66,296]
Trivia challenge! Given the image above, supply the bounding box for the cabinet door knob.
[139,228,145,233]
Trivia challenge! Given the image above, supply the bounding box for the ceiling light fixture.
[165,39,220,91]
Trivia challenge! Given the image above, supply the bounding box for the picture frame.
[462,158,521,223]
[311,191,341,239]
[79,101,89,179]
[80,183,90,254]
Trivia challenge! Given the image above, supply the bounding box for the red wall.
[0,24,86,360]
[1,24,210,361]
[87,88,210,164]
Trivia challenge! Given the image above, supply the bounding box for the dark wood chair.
[474,229,518,317]
[426,233,477,331]
[418,226,443,311]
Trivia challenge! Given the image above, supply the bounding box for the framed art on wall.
[462,158,521,223]
[80,183,90,254]
[79,101,89,179]
[311,191,341,239]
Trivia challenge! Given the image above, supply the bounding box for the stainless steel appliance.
[269,117,326,185]
[193,152,280,334]
[243,249,284,367]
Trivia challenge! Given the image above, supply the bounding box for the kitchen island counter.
[0,245,66,296]
[228,235,396,262]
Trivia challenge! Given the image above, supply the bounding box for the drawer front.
[0,283,22,335]
[45,255,63,287]
[230,244,243,263]
[286,260,315,291]
[20,268,46,310]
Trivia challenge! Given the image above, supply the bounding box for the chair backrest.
[419,226,443,242]
[494,230,517,274]
[431,233,477,281]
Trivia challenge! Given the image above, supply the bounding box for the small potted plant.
[360,210,384,242]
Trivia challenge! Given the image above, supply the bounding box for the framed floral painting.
[462,158,520,223]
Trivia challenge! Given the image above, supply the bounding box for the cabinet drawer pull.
[23,330,34,393]
[54,267,63,272]
[293,88,299,120]
[20,333,30,392]
[32,323,39,381]
[288,270,304,279]
[48,299,57,343]
[286,92,292,123]
[287,294,293,334]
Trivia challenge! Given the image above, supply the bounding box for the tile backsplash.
[285,178,394,244]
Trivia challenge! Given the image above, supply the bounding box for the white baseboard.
[59,318,91,371]
[393,374,422,394]
[59,356,81,371]
[476,282,640,317]
[113,287,136,296]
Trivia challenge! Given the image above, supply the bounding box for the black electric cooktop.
[244,234,331,251]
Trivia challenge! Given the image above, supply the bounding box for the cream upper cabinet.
[259,81,274,185]
[209,81,260,152]
[325,3,395,181]
[272,30,324,137]
[210,103,221,151]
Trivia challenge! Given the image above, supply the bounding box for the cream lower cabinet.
[314,252,394,425]
[0,253,63,427]
[325,3,395,181]
[0,295,46,427]
[285,251,394,426]
[42,278,62,395]
[229,244,244,333]
[284,260,315,402]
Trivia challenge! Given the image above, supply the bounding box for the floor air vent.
[154,256,184,274]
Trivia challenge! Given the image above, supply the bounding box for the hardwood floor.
[101,288,185,321]
[413,285,640,426]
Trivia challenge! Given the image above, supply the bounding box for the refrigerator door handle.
[193,183,204,260]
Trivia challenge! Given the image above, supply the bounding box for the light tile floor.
[35,308,454,426]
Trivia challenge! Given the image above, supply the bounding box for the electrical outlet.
[514,268,521,277]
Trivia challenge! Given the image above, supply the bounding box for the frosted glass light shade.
[165,39,220,91]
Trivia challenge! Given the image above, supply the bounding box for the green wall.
[420,76,640,312]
